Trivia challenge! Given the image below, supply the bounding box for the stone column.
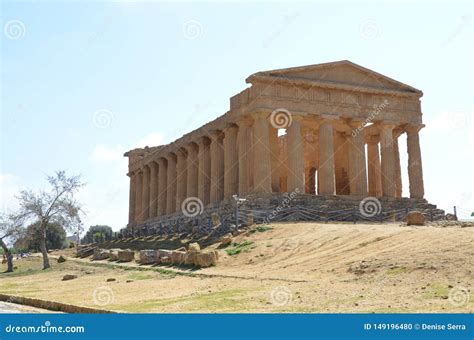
[186,143,199,198]
[406,125,425,199]
[379,124,396,197]
[157,158,167,216]
[367,135,382,197]
[238,118,252,195]
[135,170,143,222]
[269,126,280,192]
[393,130,402,198]
[348,123,368,196]
[318,121,335,195]
[334,132,350,195]
[176,149,188,212]
[149,162,158,218]
[374,150,383,197]
[166,153,177,215]
[223,125,239,198]
[252,114,272,193]
[286,116,305,193]
[128,172,136,225]
[142,166,150,221]
[210,131,224,203]
[197,137,211,205]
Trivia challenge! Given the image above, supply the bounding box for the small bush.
[225,241,255,256]
[248,225,273,234]
[255,225,273,232]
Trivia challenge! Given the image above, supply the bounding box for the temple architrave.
[125,60,433,231]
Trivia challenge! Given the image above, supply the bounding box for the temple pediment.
[246,60,422,96]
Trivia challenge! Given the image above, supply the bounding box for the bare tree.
[13,171,85,269]
[0,215,24,272]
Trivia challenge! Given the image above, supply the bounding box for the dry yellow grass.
[1,222,473,313]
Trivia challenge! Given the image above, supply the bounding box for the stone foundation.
[123,193,445,238]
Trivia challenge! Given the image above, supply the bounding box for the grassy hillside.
[0,222,472,313]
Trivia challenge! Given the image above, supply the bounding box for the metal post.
[454,206,457,220]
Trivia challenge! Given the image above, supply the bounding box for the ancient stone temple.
[125,60,442,233]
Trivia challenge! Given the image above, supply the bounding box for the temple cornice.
[246,74,422,98]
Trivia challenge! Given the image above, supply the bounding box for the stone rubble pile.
[138,242,218,267]
[76,243,218,267]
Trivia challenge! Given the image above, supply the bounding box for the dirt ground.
[0,222,472,313]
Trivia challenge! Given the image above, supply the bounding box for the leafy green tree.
[14,222,67,252]
[82,225,113,244]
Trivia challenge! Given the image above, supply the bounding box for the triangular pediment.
[248,60,421,95]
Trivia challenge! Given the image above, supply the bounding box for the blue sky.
[1,0,473,231]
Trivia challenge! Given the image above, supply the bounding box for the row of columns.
[128,116,425,225]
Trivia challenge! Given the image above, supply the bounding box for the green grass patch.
[0,267,45,278]
[255,225,273,232]
[114,289,251,312]
[0,257,51,278]
[75,260,179,278]
[225,241,255,256]
[422,283,450,300]
[248,225,273,234]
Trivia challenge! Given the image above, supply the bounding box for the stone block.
[184,251,197,265]
[171,250,186,265]
[194,251,218,267]
[139,249,158,264]
[160,256,171,265]
[62,274,77,281]
[117,250,135,262]
[406,211,425,226]
[76,246,96,258]
[108,251,119,261]
[92,248,110,261]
